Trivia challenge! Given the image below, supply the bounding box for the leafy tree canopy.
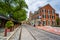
[0,0,28,22]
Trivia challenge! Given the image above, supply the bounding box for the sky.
[25,0,60,18]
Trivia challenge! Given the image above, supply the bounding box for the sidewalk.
[21,27,35,40]
[0,28,5,37]
[9,26,21,40]
[36,26,60,35]
[0,26,21,40]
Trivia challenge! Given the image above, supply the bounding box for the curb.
[37,27,60,36]
[7,26,20,40]
[1,26,20,40]
[19,26,22,40]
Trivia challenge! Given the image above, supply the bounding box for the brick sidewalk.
[36,26,60,35]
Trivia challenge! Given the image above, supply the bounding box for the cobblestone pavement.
[22,24,60,40]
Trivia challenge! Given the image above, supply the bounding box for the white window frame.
[43,9,45,15]
[52,16,54,19]
[43,20,46,26]
[48,15,50,19]
[52,10,54,15]
[48,10,50,15]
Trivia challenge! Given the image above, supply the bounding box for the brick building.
[29,4,59,26]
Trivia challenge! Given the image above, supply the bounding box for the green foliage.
[12,9,27,21]
[0,0,28,22]
[56,18,60,25]
[5,21,14,28]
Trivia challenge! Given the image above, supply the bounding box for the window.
[43,9,45,14]
[52,16,55,19]
[43,21,46,26]
[37,16,39,19]
[48,21,50,25]
[48,10,50,14]
[37,16,41,19]
[45,10,46,13]
[38,21,41,26]
[48,15,50,19]
[52,10,54,14]
[42,15,46,18]
[41,9,43,12]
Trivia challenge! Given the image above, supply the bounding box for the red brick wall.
[31,4,59,26]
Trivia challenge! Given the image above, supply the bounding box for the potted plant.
[4,21,14,36]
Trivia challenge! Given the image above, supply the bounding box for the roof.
[39,4,55,11]
[56,13,59,15]
[0,14,19,23]
[0,14,8,20]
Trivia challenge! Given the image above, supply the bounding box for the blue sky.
[25,0,60,18]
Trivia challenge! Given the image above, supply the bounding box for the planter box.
[7,29,10,32]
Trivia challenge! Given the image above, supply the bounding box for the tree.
[0,0,28,36]
[0,0,28,22]
[12,9,27,21]
[12,0,28,21]
[56,18,59,25]
[5,21,14,28]
[5,21,14,36]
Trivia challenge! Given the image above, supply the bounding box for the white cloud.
[25,0,60,18]
[25,0,48,18]
[25,0,48,12]
[49,0,60,17]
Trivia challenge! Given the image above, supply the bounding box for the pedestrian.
[34,24,35,27]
